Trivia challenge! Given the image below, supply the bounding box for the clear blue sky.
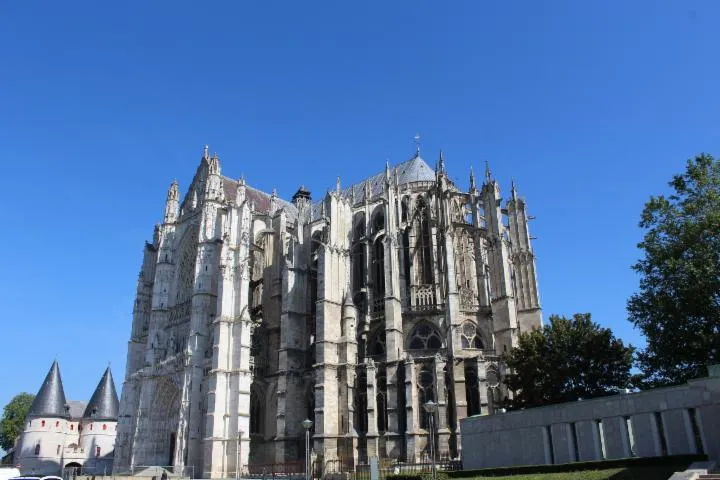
[1,1,718,422]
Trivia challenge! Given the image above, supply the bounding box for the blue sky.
[1,0,718,422]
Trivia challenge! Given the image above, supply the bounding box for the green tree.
[503,314,634,410]
[0,393,34,452]
[628,153,720,386]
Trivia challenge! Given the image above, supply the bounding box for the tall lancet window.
[456,231,475,290]
[352,244,366,293]
[415,199,434,285]
[372,237,385,305]
[377,370,388,432]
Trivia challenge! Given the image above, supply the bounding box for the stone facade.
[114,147,542,478]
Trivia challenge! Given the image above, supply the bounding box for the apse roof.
[310,154,436,220]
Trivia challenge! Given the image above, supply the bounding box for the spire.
[438,150,445,173]
[336,176,341,195]
[413,133,421,156]
[236,177,247,205]
[202,144,209,160]
[164,180,179,223]
[28,361,68,418]
[469,166,476,191]
[485,161,492,184]
[208,152,220,175]
[511,178,518,201]
[83,367,119,421]
[167,180,179,201]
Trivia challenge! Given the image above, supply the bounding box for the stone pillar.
[434,354,450,456]
[365,361,379,458]
[404,359,420,462]
[384,231,404,458]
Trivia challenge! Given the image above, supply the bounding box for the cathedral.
[114,146,542,478]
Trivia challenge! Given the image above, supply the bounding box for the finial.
[336,176,341,194]
[439,150,445,172]
[511,178,517,200]
[271,187,277,198]
[485,161,492,184]
[364,179,371,201]
[238,174,245,186]
[203,144,209,159]
[394,168,400,188]
[469,166,476,191]
[413,133,421,156]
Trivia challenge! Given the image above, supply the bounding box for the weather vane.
[413,133,421,155]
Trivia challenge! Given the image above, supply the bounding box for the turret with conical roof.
[28,360,68,419]
[83,367,119,421]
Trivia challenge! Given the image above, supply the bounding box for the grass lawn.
[467,465,683,479]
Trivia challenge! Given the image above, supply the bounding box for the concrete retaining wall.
[460,375,720,470]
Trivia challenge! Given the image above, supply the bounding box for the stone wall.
[460,374,720,469]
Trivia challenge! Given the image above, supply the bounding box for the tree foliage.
[628,153,720,386]
[0,393,34,452]
[503,314,634,410]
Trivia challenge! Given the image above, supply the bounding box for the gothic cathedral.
[114,146,542,477]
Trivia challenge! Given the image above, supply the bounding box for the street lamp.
[237,430,244,479]
[424,400,438,480]
[301,419,314,480]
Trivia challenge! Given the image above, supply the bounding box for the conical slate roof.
[83,367,119,421]
[28,361,68,418]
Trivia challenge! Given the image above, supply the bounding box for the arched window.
[41,420,45,427]
[418,366,435,429]
[55,421,59,428]
[415,199,434,285]
[34,443,40,455]
[96,446,101,457]
[372,237,385,302]
[460,322,483,349]
[401,197,410,223]
[368,329,386,357]
[371,208,385,234]
[70,424,74,431]
[103,424,107,431]
[353,213,366,241]
[377,372,387,432]
[465,363,481,416]
[408,322,442,350]
[352,244,366,293]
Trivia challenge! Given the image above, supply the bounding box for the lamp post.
[424,400,438,480]
[301,419,314,480]
[237,430,244,479]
